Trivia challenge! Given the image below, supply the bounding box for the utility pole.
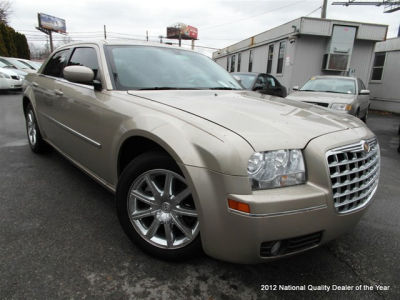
[36,26,54,53]
[191,39,195,50]
[104,25,107,40]
[321,0,328,18]
[48,31,53,52]
[178,31,181,47]
[146,30,149,42]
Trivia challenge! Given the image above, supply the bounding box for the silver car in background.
[286,76,370,122]
[0,67,23,91]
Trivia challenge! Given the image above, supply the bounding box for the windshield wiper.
[137,87,202,90]
[207,87,239,90]
[300,89,319,92]
[319,90,348,94]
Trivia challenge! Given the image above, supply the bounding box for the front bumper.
[182,126,378,264]
[0,78,23,90]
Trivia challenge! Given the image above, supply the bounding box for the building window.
[237,53,241,72]
[276,41,286,74]
[248,50,253,72]
[230,54,235,72]
[371,52,386,81]
[267,44,274,74]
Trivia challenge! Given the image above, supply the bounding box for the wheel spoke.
[171,188,190,205]
[163,172,173,198]
[131,208,157,220]
[171,214,192,239]
[130,189,158,207]
[164,223,174,247]
[146,218,161,238]
[173,206,198,218]
[145,175,162,201]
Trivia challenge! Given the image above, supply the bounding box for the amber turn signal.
[228,199,250,213]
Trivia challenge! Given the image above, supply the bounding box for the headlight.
[0,72,11,79]
[247,149,306,190]
[331,103,352,111]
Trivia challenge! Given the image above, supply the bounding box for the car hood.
[0,67,19,77]
[286,90,355,104]
[126,90,364,151]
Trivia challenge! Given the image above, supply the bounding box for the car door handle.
[54,89,64,96]
[32,82,39,87]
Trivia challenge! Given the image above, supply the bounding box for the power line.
[305,5,322,16]
[199,0,303,31]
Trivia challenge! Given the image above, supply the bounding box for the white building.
[369,37,400,113]
[212,17,387,94]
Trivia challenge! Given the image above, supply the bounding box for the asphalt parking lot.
[0,92,399,299]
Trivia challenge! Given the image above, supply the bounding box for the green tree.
[0,22,30,58]
[0,27,8,55]
[15,32,30,59]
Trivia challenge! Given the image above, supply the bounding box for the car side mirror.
[359,89,370,95]
[292,85,299,91]
[63,66,95,84]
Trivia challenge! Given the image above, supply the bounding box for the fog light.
[270,241,282,256]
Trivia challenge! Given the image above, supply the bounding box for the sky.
[8,0,400,56]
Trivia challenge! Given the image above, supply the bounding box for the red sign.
[167,24,198,40]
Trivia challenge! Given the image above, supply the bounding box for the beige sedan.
[22,41,380,263]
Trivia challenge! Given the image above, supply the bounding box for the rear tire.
[116,151,202,261]
[25,103,48,153]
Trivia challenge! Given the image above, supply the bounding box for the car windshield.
[300,78,356,95]
[106,45,242,90]
[18,60,36,70]
[7,58,31,69]
[233,74,256,89]
[30,61,42,69]
[0,58,16,68]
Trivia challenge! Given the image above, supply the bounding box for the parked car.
[0,60,28,79]
[232,72,287,98]
[286,76,370,122]
[23,41,380,263]
[0,57,36,74]
[16,58,42,71]
[0,67,23,91]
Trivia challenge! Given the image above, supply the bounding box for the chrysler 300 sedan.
[22,41,380,263]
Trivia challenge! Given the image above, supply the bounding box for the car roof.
[56,40,197,53]
[312,75,357,80]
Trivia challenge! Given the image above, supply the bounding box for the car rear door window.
[42,49,70,78]
[266,75,276,88]
[68,47,99,79]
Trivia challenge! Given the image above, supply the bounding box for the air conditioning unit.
[322,53,350,71]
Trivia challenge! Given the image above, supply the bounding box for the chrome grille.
[326,138,380,213]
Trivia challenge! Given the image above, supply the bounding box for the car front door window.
[42,50,70,77]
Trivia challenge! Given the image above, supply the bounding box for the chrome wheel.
[127,169,199,249]
[27,110,37,146]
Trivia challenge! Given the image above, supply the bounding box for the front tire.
[361,105,369,123]
[116,151,202,260]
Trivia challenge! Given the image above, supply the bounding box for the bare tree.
[0,0,12,25]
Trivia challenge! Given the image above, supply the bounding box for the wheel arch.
[117,134,180,177]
